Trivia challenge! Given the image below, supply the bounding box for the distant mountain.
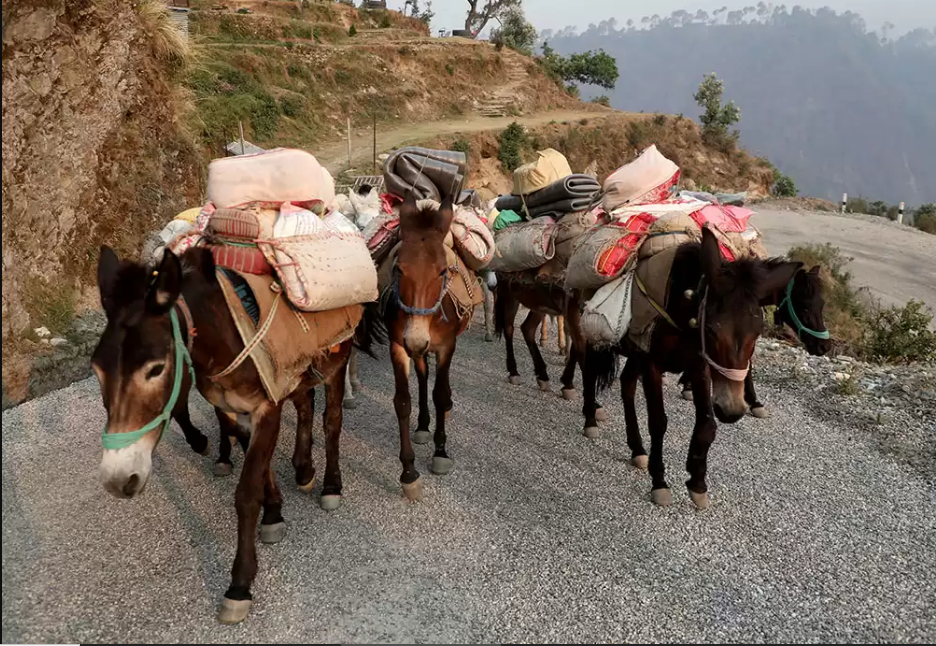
[544,6,936,205]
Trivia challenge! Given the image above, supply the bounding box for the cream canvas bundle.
[206,148,337,210]
[451,205,495,270]
[488,217,557,272]
[602,145,680,212]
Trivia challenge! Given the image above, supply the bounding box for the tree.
[404,0,434,26]
[490,5,536,55]
[464,0,520,37]
[694,72,741,144]
[914,203,936,235]
[539,43,619,90]
[772,173,798,197]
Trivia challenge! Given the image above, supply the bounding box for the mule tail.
[354,301,388,358]
[588,345,620,394]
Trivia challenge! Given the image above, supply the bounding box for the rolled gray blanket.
[383,147,467,203]
[494,174,600,217]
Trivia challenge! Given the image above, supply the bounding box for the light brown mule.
[385,193,472,500]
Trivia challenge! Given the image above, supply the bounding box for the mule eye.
[146,363,166,379]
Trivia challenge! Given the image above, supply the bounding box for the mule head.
[93,246,185,499]
[698,228,802,423]
[775,265,832,357]
[395,192,454,356]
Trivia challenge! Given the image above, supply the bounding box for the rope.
[394,264,450,320]
[101,308,194,451]
[778,277,830,341]
[210,291,282,380]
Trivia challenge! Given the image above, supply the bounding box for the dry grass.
[136,0,192,64]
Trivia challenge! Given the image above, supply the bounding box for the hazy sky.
[406,0,933,36]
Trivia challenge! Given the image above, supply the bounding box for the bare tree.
[464,0,521,37]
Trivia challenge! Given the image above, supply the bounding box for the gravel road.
[3,317,934,643]
[751,207,936,311]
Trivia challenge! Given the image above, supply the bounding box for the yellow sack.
[512,148,572,196]
[175,207,201,224]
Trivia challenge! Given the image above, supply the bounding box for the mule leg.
[482,280,495,342]
[679,372,694,401]
[320,357,346,511]
[391,342,421,500]
[745,360,767,418]
[501,290,523,384]
[567,294,606,420]
[642,361,672,506]
[539,317,549,347]
[520,310,550,390]
[557,315,567,355]
[172,400,209,456]
[686,366,717,509]
[213,408,244,477]
[621,356,648,469]
[258,467,286,544]
[218,401,283,624]
[580,344,602,438]
[292,389,316,491]
[349,347,362,392]
[430,341,456,476]
[412,355,432,445]
[343,362,357,410]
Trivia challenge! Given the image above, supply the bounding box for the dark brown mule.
[677,263,831,415]
[94,246,377,624]
[493,276,609,421]
[385,193,472,500]
[581,227,802,508]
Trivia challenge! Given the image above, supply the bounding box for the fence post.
[841,192,847,213]
[347,117,352,170]
[238,121,246,156]
[898,202,905,224]
[373,113,377,173]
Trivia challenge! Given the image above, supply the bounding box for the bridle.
[777,277,830,341]
[100,303,195,451]
[699,286,751,382]
[392,262,451,320]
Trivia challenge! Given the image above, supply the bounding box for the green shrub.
[451,139,470,154]
[652,114,667,126]
[913,203,936,234]
[498,122,527,172]
[772,173,798,197]
[348,24,357,37]
[279,94,306,117]
[565,83,580,98]
[846,196,871,214]
[445,63,455,76]
[591,95,611,106]
[379,14,392,28]
[864,300,936,363]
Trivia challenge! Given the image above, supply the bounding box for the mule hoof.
[631,454,649,470]
[507,375,523,386]
[343,398,358,410]
[259,521,286,544]
[651,488,673,507]
[297,474,316,493]
[594,407,609,423]
[218,598,252,624]
[560,388,577,401]
[690,490,711,510]
[431,456,455,476]
[681,389,694,402]
[413,430,431,445]
[583,426,600,439]
[484,332,494,342]
[537,379,552,393]
[750,406,768,419]
[214,462,233,477]
[401,478,423,501]
[320,494,342,511]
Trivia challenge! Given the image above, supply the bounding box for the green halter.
[100,308,195,451]
[778,278,830,341]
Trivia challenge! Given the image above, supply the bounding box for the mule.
[493,275,609,420]
[581,227,802,508]
[676,263,831,415]
[93,246,378,624]
[540,314,568,355]
[384,193,474,500]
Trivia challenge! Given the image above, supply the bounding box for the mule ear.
[97,246,120,305]
[399,191,418,223]
[700,226,722,278]
[809,264,821,276]
[437,195,454,234]
[758,260,803,300]
[146,250,183,314]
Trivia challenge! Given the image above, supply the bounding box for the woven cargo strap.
[633,272,680,330]
[211,291,282,381]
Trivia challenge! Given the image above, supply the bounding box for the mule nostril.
[122,474,140,497]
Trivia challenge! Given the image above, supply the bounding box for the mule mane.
[404,202,448,235]
[673,242,772,301]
